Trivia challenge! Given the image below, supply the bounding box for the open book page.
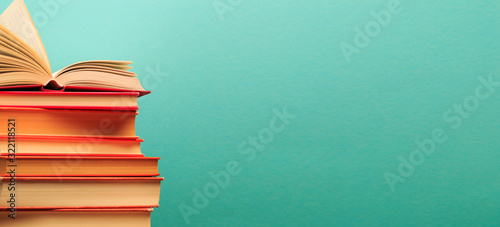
[48,60,144,91]
[0,0,50,71]
[53,60,134,77]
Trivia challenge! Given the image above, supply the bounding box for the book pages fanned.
[0,0,50,68]
[0,0,145,92]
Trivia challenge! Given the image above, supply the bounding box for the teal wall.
[2,0,500,226]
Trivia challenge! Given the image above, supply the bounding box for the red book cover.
[0,85,151,97]
[1,207,154,212]
[0,105,138,111]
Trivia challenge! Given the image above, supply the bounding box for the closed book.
[0,156,159,177]
[0,208,153,227]
[0,107,136,137]
[0,135,143,156]
[0,91,140,110]
[0,177,163,209]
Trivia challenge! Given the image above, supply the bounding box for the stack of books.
[0,1,162,226]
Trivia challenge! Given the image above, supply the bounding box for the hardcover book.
[0,135,144,156]
[0,208,154,227]
[0,156,159,177]
[0,107,137,137]
[0,0,146,92]
[0,177,163,209]
[0,91,141,110]
[0,1,162,226]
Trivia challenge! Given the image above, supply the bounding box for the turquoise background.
[2,0,500,226]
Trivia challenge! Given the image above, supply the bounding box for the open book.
[0,0,145,92]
